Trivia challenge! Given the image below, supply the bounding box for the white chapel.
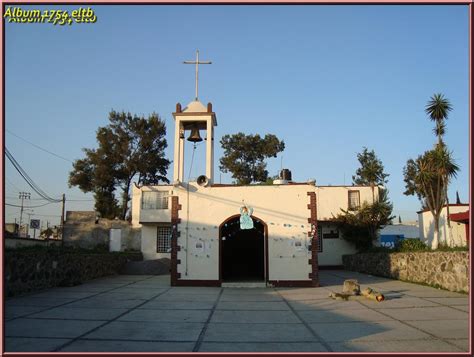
[131,53,377,287]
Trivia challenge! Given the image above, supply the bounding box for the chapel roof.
[183,100,207,113]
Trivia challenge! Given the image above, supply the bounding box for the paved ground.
[4,270,470,352]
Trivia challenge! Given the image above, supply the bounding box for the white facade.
[132,183,376,276]
[418,205,469,248]
[131,99,377,286]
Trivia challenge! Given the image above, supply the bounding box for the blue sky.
[4,4,469,228]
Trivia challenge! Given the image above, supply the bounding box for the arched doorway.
[219,215,267,282]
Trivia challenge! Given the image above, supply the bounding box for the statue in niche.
[240,205,254,230]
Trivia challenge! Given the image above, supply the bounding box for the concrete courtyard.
[4,270,470,353]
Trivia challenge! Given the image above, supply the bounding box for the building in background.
[418,204,469,248]
[379,221,419,249]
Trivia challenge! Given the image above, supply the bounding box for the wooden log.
[361,287,385,302]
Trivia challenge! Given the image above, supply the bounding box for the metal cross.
[183,50,212,101]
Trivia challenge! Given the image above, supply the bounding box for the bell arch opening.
[219,215,267,282]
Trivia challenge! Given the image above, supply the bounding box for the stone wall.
[342,251,469,293]
[63,211,140,250]
[4,250,143,297]
[5,237,62,249]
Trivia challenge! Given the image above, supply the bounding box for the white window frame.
[142,191,169,210]
[156,224,172,253]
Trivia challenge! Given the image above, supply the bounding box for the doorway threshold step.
[221,282,267,288]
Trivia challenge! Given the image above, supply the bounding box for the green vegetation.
[363,239,468,253]
[219,133,285,185]
[352,147,389,202]
[69,111,170,220]
[394,238,428,252]
[333,148,394,251]
[403,94,459,249]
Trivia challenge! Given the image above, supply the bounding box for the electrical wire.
[6,178,22,192]
[6,129,73,163]
[6,202,58,208]
[30,213,61,217]
[5,147,62,202]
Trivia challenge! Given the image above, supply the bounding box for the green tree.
[332,188,394,251]
[425,93,452,146]
[425,93,454,231]
[404,94,459,249]
[352,147,389,202]
[219,133,285,185]
[403,145,459,249]
[69,111,170,219]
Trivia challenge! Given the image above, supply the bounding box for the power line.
[5,196,51,201]
[6,202,59,208]
[31,213,62,217]
[6,129,73,163]
[5,147,62,202]
[6,178,22,191]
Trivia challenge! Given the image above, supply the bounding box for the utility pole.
[24,209,34,238]
[60,193,65,245]
[18,192,31,237]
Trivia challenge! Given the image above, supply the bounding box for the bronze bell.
[187,126,203,143]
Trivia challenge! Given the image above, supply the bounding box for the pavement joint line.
[7,335,452,344]
[448,306,470,313]
[5,336,72,340]
[275,289,333,352]
[52,286,173,352]
[355,294,467,351]
[5,275,162,322]
[192,287,224,352]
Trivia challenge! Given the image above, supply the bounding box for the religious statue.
[240,205,254,230]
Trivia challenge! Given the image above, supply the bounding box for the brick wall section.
[170,196,182,286]
[307,192,320,287]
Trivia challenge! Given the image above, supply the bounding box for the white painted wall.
[140,225,172,260]
[132,183,375,278]
[317,223,357,266]
[418,205,469,247]
[316,186,378,220]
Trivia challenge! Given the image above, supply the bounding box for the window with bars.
[156,225,172,253]
[142,191,169,210]
[348,190,360,210]
[316,225,323,252]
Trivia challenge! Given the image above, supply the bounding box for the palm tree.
[425,93,454,241]
[404,145,459,249]
[425,93,452,145]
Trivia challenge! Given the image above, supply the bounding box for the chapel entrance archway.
[219,214,267,282]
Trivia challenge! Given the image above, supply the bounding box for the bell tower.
[173,50,216,185]
[172,100,217,184]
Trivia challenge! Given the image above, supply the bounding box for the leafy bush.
[394,238,428,252]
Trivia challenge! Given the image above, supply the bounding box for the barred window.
[317,225,323,252]
[157,225,172,253]
[348,190,360,210]
[142,191,169,210]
